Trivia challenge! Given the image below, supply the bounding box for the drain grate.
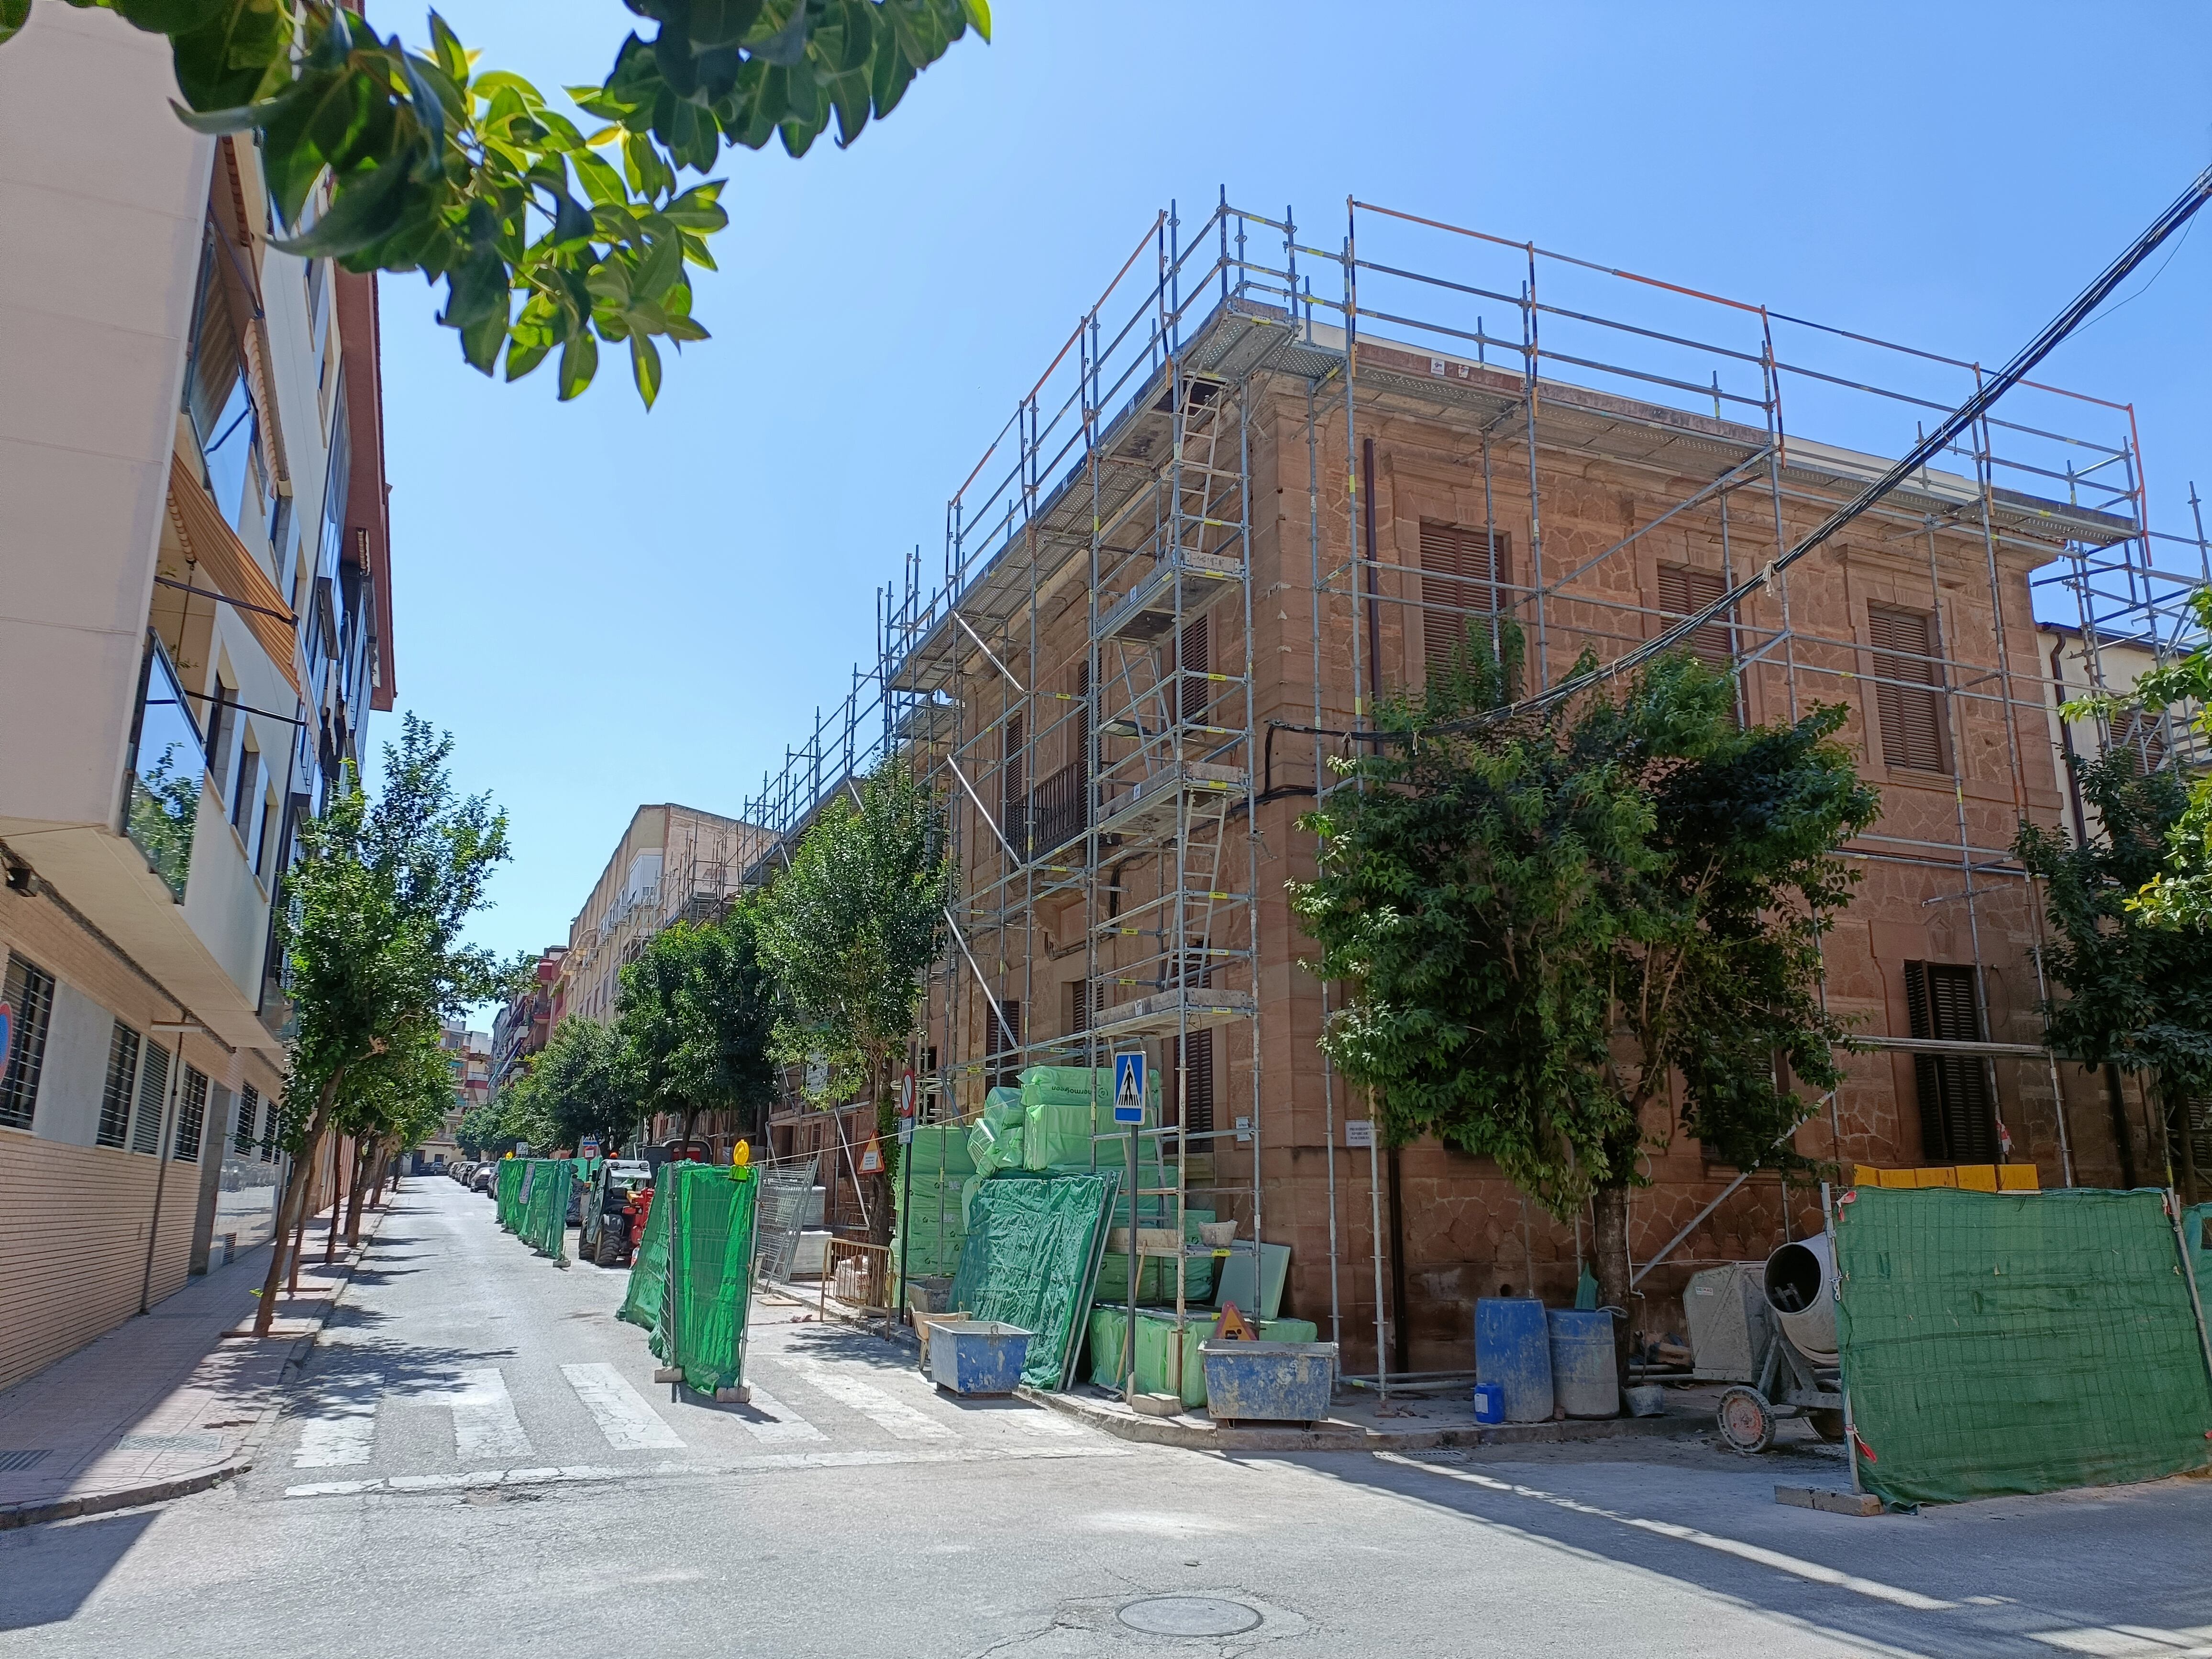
[0,1450,52,1472]
[115,1432,224,1455]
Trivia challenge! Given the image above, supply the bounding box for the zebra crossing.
[280,1345,1105,1497]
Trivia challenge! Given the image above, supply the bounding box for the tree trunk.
[254,1083,338,1336]
[324,1134,350,1265]
[369,1145,388,1212]
[343,1138,374,1245]
[2106,1064,2139,1190]
[870,1079,895,1250]
[1591,1183,1634,1415]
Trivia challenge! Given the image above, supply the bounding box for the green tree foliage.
[615,903,778,1143]
[758,761,947,1241]
[519,1015,644,1155]
[257,713,523,1330]
[0,0,988,404]
[1290,626,1876,1357]
[2017,749,2212,1199]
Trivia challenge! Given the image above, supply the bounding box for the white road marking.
[283,1441,1130,1498]
[1378,1453,1956,1612]
[292,1375,382,1469]
[726,1381,826,1445]
[446,1368,531,1465]
[785,1358,955,1441]
[992,1404,1085,1438]
[562,1363,684,1451]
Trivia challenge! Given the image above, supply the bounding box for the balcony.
[123,635,206,902]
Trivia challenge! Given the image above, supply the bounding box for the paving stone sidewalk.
[0,1206,387,1529]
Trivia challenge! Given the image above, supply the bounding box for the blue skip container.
[1474,1297,1553,1423]
[1200,1340,1338,1423]
[928,1320,1033,1396]
[1545,1307,1619,1418]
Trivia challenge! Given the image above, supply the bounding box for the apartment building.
[736,199,2199,1375]
[0,9,393,1388]
[488,948,563,1100]
[422,1020,490,1167]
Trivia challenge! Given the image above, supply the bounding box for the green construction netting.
[2188,1203,2212,1293]
[618,1183,666,1332]
[514,1160,573,1261]
[639,1163,760,1396]
[495,1157,523,1231]
[949,1171,1117,1390]
[1835,1185,2212,1508]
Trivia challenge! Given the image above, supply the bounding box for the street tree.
[615,904,778,1145]
[758,761,946,1244]
[1289,626,1876,1379]
[0,0,988,405]
[257,713,522,1334]
[521,1014,644,1155]
[2016,749,2212,1201]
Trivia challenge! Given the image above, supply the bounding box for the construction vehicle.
[579,1159,655,1267]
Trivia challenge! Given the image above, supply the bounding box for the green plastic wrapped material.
[1260,1317,1318,1344]
[949,1171,1117,1389]
[2185,1203,2211,1286]
[903,1123,976,1177]
[1086,1306,1207,1407]
[513,1160,573,1261]
[641,1162,759,1397]
[1836,1186,2212,1508]
[983,1087,1026,1130]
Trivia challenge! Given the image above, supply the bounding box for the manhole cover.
[1118,1596,1262,1637]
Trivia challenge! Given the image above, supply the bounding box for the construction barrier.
[1836,1185,2212,1508]
[495,1157,523,1231]
[621,1162,759,1397]
[514,1160,573,1262]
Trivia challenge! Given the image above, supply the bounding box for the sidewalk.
[0,1202,388,1529]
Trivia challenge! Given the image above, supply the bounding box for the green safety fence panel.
[618,1183,668,1333]
[1835,1185,2212,1508]
[640,1163,760,1397]
[949,1171,1117,1390]
[496,1157,523,1231]
[515,1160,573,1262]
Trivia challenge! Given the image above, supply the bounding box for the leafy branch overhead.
[2,0,988,405]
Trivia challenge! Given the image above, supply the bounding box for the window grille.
[174,1065,209,1162]
[98,1022,141,1149]
[0,955,55,1130]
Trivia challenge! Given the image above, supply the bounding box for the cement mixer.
[1712,1235,1848,1454]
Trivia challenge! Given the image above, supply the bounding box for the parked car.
[453,1161,476,1184]
[471,1163,498,1194]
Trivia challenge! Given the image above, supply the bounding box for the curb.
[1019,1385,1708,1455]
[0,1192,398,1531]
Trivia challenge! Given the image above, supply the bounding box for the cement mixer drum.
[1762,1236,1838,1366]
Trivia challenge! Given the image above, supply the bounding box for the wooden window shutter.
[984,999,1021,1088]
[1868,604,1950,773]
[1656,563,1733,666]
[1173,614,1209,728]
[1904,961,1998,1162]
[1421,521,1505,669]
[1001,711,1026,857]
[1170,1029,1215,1138]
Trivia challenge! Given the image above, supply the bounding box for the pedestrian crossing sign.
[1112,1050,1146,1124]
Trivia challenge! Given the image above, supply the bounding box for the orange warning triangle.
[858,1137,883,1174]
[1213,1303,1257,1342]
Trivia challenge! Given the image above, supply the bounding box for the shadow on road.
[0,1511,157,1631]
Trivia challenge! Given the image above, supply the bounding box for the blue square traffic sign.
[1112,1050,1147,1124]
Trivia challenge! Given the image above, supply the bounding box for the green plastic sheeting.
[495,1158,523,1231]
[1018,1064,1160,1171]
[896,1124,975,1282]
[2187,1203,2212,1292]
[949,1172,1117,1390]
[618,1184,667,1333]
[629,1163,760,1396]
[1835,1185,2212,1508]
[514,1160,574,1261]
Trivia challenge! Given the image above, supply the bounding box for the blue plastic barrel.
[1545,1307,1618,1418]
[1474,1298,1553,1423]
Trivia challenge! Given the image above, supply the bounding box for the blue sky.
[374,2,2212,996]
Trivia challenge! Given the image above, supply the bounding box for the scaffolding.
[739,191,2208,1372]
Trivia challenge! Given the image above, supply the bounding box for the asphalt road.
[3,1174,2209,1657]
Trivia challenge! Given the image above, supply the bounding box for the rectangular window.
[1000,713,1027,861]
[984,999,1022,1090]
[98,1021,142,1149]
[1905,962,1998,1162]
[1656,563,1734,667]
[1869,605,1951,774]
[235,1081,260,1156]
[1170,1029,1215,1139]
[1066,980,1103,1037]
[1420,521,1506,670]
[132,1042,170,1154]
[174,1066,209,1162]
[0,954,56,1130]
[232,739,260,830]
[1173,614,1210,729]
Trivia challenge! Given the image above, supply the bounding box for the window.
[206,675,238,808]
[232,736,260,830]
[255,789,280,878]
[1905,962,1999,1162]
[235,1082,260,1156]
[1420,521,1506,670]
[1172,614,1210,729]
[984,999,1022,1090]
[1868,605,1950,774]
[1656,563,1734,667]
[183,232,271,541]
[0,955,56,1130]
[1066,980,1102,1037]
[173,1066,209,1162]
[98,1022,142,1149]
[1000,713,1027,860]
[1169,1029,1215,1139]
[132,1042,170,1154]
